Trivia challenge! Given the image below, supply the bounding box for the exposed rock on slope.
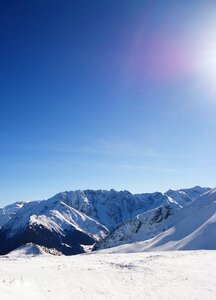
[0,199,108,255]
[95,205,173,250]
[7,243,62,257]
[49,189,179,230]
[0,186,211,255]
[98,188,216,253]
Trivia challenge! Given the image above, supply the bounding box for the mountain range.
[0,186,214,255]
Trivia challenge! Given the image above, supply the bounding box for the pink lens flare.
[125,29,195,84]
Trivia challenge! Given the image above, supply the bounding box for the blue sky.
[1,0,216,205]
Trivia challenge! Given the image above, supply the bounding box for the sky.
[1,0,216,206]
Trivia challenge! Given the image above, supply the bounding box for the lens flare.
[192,25,216,98]
[123,5,216,101]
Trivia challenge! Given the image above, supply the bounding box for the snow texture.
[0,251,215,299]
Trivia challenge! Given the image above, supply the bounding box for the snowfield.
[0,251,216,300]
[0,187,215,299]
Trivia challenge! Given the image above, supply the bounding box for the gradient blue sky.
[1,0,216,205]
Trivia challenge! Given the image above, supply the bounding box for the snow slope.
[0,202,24,229]
[96,205,174,249]
[0,188,181,255]
[165,186,210,207]
[0,251,215,300]
[0,199,108,255]
[98,188,216,253]
[49,189,179,230]
[0,186,211,255]
[6,243,62,258]
[4,200,108,240]
[180,186,210,200]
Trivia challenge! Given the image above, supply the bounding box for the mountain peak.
[0,186,214,256]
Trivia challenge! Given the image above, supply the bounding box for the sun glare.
[191,16,216,98]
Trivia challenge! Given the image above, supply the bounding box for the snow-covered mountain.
[97,188,216,253]
[0,186,212,255]
[48,189,180,230]
[0,198,108,255]
[0,202,25,229]
[95,204,174,250]
[165,186,210,207]
[95,186,211,250]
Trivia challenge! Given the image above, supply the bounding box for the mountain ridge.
[97,187,216,253]
[0,186,212,256]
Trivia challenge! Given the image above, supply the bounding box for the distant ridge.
[0,186,212,255]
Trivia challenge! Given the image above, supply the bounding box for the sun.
[191,19,216,98]
[195,41,216,92]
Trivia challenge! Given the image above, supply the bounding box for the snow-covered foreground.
[0,251,216,300]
